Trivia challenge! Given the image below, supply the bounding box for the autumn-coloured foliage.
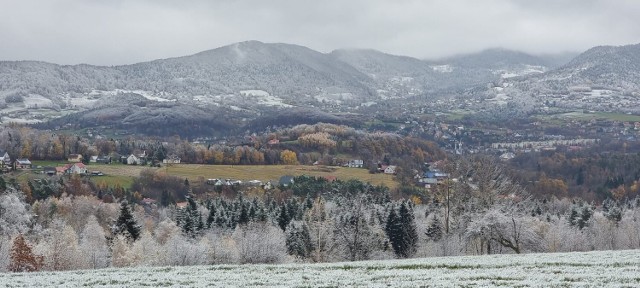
[280,150,298,165]
[9,234,43,272]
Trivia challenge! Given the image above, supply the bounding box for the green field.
[93,164,397,189]
[91,175,134,188]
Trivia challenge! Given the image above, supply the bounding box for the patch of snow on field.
[1,117,41,124]
[22,94,54,108]
[1,250,639,287]
[90,89,176,102]
[239,90,292,107]
[239,90,270,97]
[431,65,453,73]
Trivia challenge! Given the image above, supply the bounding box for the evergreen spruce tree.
[425,214,443,242]
[257,207,268,222]
[398,202,418,258]
[278,203,291,231]
[207,204,216,228]
[238,202,249,225]
[605,205,623,224]
[114,201,141,241]
[568,207,580,227]
[385,206,403,257]
[578,205,592,229]
[285,221,313,258]
[178,197,204,237]
[160,189,171,207]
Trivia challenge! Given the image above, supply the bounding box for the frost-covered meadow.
[1,249,639,287]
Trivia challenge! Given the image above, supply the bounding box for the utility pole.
[445,180,450,234]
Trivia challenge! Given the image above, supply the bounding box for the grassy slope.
[1,250,639,287]
[86,164,397,189]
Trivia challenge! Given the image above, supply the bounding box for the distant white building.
[500,152,516,161]
[0,151,10,163]
[383,165,397,174]
[347,159,364,168]
[127,154,143,165]
[163,155,181,164]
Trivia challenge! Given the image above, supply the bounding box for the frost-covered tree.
[79,215,110,269]
[155,219,181,245]
[465,209,541,254]
[305,197,333,262]
[233,222,286,264]
[164,233,210,266]
[333,194,381,261]
[35,220,82,271]
[110,235,134,268]
[205,229,240,264]
[0,188,32,237]
[0,236,11,272]
[130,232,166,266]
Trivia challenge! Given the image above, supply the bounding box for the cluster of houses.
[119,151,181,166]
[206,178,273,190]
[0,150,33,172]
[0,151,102,176]
[415,162,450,189]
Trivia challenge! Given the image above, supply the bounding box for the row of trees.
[508,149,640,201]
[0,123,440,171]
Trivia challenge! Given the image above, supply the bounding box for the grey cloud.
[0,0,639,65]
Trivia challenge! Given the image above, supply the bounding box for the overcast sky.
[1,0,639,65]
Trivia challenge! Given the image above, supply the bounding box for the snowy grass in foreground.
[1,250,639,287]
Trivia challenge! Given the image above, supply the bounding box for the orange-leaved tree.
[9,234,43,272]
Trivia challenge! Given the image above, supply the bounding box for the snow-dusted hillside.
[486,43,640,114]
[2,249,639,287]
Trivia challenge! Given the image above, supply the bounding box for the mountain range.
[1,40,639,136]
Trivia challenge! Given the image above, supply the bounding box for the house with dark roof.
[279,175,295,187]
[15,159,32,169]
[43,166,57,176]
[96,156,112,164]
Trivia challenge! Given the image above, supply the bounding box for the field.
[537,110,640,123]
[86,164,397,189]
[1,250,639,287]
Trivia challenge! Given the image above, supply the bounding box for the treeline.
[508,147,640,202]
